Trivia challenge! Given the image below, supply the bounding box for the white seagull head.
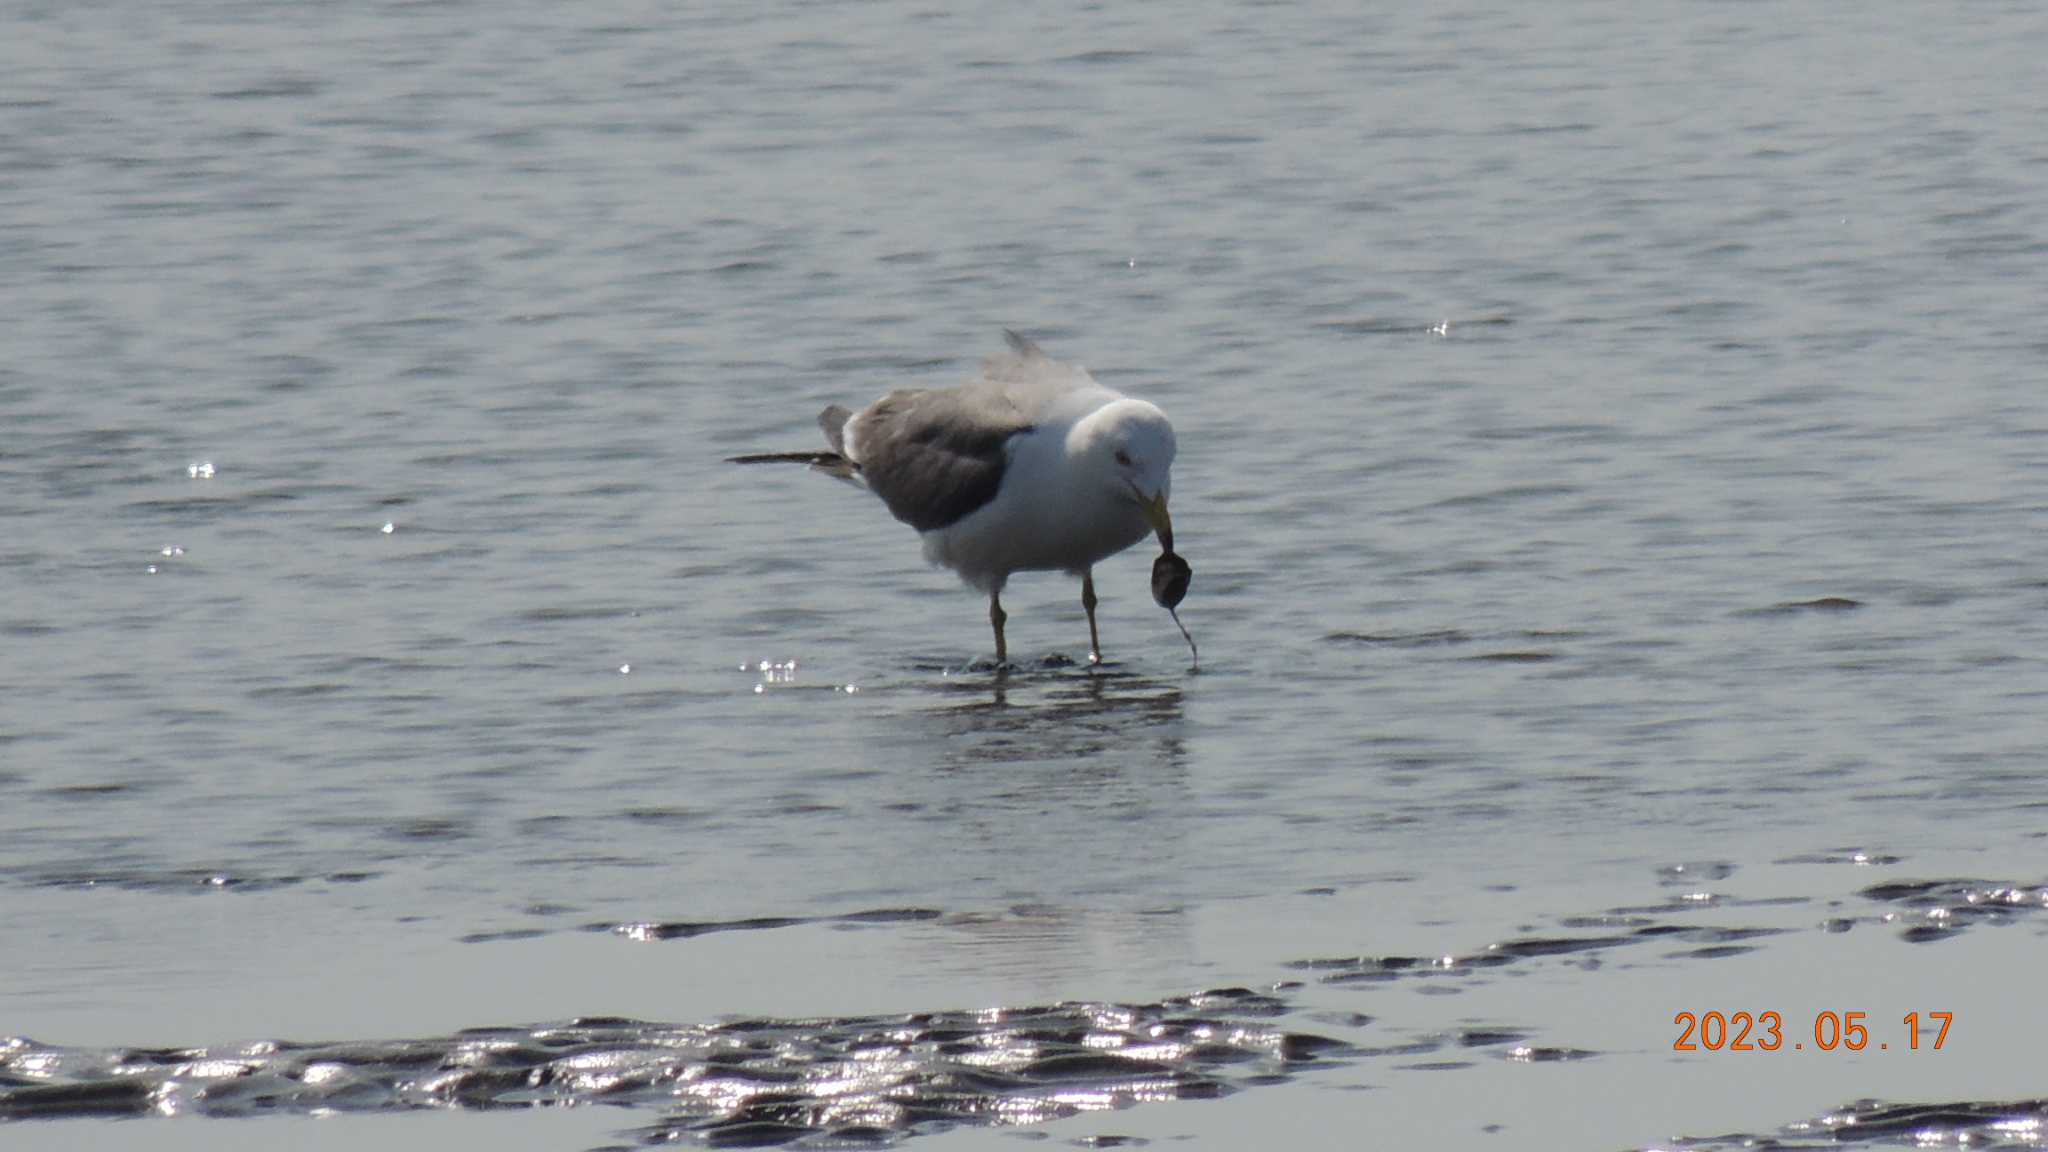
[1083,397,1176,551]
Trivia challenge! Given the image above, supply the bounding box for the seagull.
[729,331,1177,666]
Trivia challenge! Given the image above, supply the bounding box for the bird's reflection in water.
[928,659,1188,767]
[875,658,1197,996]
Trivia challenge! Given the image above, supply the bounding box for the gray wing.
[848,385,1033,532]
[844,332,1103,533]
[818,405,853,455]
[980,329,1102,409]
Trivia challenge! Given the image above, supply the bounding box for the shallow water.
[4,0,2047,1148]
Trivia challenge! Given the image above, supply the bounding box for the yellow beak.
[1138,488,1174,553]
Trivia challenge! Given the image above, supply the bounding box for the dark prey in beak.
[1151,550,1198,667]
[1151,551,1191,609]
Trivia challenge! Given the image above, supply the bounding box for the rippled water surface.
[5,1,2047,1149]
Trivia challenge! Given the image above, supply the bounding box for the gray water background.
[4,1,2046,1148]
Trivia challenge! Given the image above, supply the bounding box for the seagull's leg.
[989,591,1008,667]
[1081,570,1102,665]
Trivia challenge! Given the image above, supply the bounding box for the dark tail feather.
[727,450,847,467]
[731,406,860,477]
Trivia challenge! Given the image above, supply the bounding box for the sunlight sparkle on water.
[301,1062,348,1085]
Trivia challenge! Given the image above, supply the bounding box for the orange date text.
[1672,1011,1951,1052]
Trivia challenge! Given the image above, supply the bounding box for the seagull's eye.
[1114,449,1133,467]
